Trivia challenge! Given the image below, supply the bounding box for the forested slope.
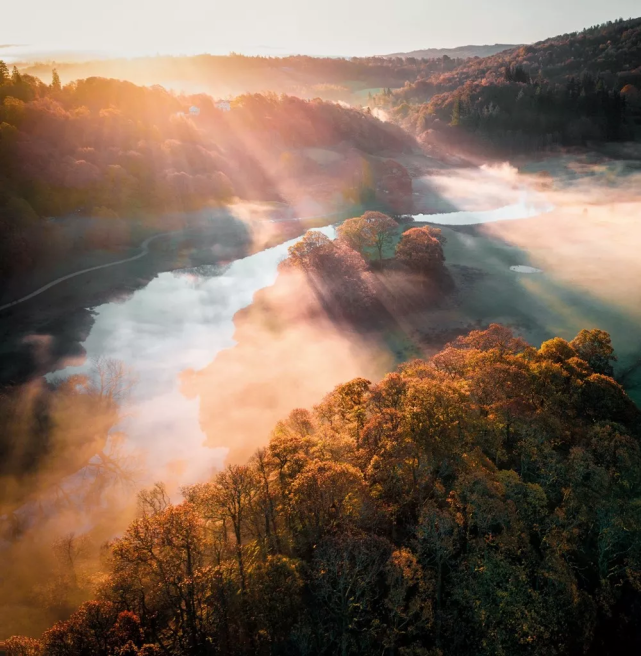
[0,68,413,281]
[4,324,641,655]
[380,17,641,151]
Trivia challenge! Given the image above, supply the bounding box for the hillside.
[392,17,641,102]
[3,324,641,655]
[19,55,458,105]
[383,43,519,60]
[379,17,641,152]
[0,71,415,282]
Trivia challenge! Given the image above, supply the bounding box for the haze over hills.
[383,43,520,59]
[4,8,641,656]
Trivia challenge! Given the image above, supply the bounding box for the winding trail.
[0,229,187,313]
[0,215,329,314]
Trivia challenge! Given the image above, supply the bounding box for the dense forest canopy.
[3,17,641,653]
[391,18,641,102]
[377,17,641,152]
[2,324,641,655]
[0,69,413,282]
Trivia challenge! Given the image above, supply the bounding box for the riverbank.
[0,207,351,387]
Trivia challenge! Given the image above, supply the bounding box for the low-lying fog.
[2,157,641,636]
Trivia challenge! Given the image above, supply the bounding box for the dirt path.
[0,230,184,313]
[0,214,336,314]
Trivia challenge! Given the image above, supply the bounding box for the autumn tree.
[570,328,617,376]
[336,216,372,256]
[310,535,391,655]
[51,69,61,92]
[363,211,399,260]
[6,324,641,656]
[337,211,398,261]
[395,226,445,275]
[284,230,373,314]
[0,60,9,86]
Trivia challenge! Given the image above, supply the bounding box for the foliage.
[395,227,445,274]
[283,230,374,315]
[4,324,641,655]
[378,17,641,151]
[337,211,399,260]
[0,70,411,282]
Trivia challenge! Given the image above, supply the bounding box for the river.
[8,178,641,528]
[38,198,552,503]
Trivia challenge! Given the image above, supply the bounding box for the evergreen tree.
[450,96,461,126]
[51,68,61,92]
[0,60,8,85]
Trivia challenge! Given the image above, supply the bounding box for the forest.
[2,323,640,655]
[4,16,641,283]
[3,13,641,656]
[19,55,464,104]
[377,17,641,152]
[0,68,412,282]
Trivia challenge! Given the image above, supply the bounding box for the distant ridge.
[383,44,520,59]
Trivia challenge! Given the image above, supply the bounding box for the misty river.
[9,159,641,536]
[32,197,552,514]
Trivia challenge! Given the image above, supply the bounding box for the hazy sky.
[3,0,640,58]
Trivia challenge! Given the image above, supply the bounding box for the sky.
[2,0,640,59]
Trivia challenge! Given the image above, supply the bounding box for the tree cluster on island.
[2,325,640,655]
[282,214,447,318]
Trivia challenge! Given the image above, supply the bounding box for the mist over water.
[12,159,641,528]
[26,190,544,519]
[34,163,616,509]
[412,195,552,225]
[3,157,641,642]
[46,226,338,495]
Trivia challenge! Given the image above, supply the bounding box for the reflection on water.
[51,226,337,491]
[413,194,553,226]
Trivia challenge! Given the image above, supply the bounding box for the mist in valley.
[2,8,641,654]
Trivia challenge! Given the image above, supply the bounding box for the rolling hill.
[383,43,519,59]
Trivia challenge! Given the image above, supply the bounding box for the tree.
[290,460,364,545]
[51,68,62,92]
[0,636,43,656]
[395,226,445,275]
[6,322,641,655]
[40,601,142,656]
[285,230,333,271]
[0,60,9,86]
[450,95,461,126]
[362,211,398,260]
[108,504,211,654]
[310,535,391,656]
[284,230,373,314]
[570,328,617,376]
[336,216,372,256]
[195,465,258,595]
[337,212,398,261]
